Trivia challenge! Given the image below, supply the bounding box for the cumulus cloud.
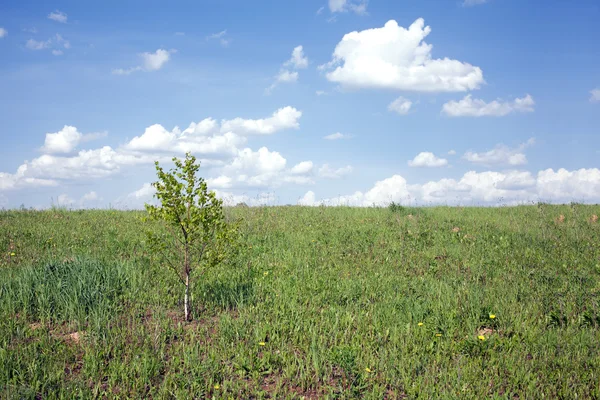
[1,106,306,195]
[81,191,99,202]
[0,28,7,38]
[206,176,233,189]
[125,124,245,155]
[26,34,71,54]
[408,152,448,167]
[130,183,155,200]
[442,94,535,117]
[321,19,484,92]
[41,125,107,154]
[318,164,353,179]
[448,150,457,155]
[299,167,600,207]
[590,89,600,103]
[26,38,51,50]
[463,138,535,166]
[206,30,231,47]
[388,96,413,115]
[48,10,68,23]
[536,168,600,202]
[204,147,322,190]
[291,161,314,175]
[113,48,174,75]
[275,70,299,83]
[57,193,75,206]
[285,46,309,69]
[220,106,302,135]
[298,190,317,206]
[267,46,309,93]
[0,172,57,191]
[324,132,350,140]
[328,0,368,15]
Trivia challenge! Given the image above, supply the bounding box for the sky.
[0,0,599,209]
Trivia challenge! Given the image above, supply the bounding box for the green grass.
[1,204,600,398]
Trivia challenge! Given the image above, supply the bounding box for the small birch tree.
[145,152,237,321]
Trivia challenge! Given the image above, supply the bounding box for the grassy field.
[1,204,600,399]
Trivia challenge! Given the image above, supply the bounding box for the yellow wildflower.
[417,322,424,326]
[259,342,266,346]
[263,271,269,276]
[10,252,15,256]
[214,384,220,390]
[435,333,442,337]
[489,314,496,319]
[365,367,372,373]
[478,335,486,341]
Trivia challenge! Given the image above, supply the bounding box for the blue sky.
[1,0,599,208]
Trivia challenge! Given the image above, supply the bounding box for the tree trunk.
[184,272,190,321]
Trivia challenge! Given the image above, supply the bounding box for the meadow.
[1,204,599,399]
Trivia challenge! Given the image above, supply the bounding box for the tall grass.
[0,205,599,398]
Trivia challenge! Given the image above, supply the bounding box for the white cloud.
[300,167,600,207]
[324,132,349,140]
[321,19,484,92]
[26,34,70,53]
[81,191,99,202]
[328,0,368,15]
[113,48,173,75]
[316,90,328,96]
[228,147,287,175]
[48,10,68,23]
[590,89,600,103]
[267,46,308,92]
[206,175,233,189]
[125,124,245,155]
[41,126,82,154]
[298,190,317,206]
[388,96,413,115]
[26,38,51,50]
[300,175,411,207]
[181,118,218,136]
[57,194,75,206]
[463,138,535,166]
[318,164,353,179]
[448,150,457,155]
[537,168,600,202]
[408,152,448,167]
[275,70,299,83]
[291,161,314,175]
[442,94,535,117]
[207,30,230,47]
[210,148,318,189]
[463,0,488,6]
[316,6,325,15]
[41,125,106,154]
[0,28,7,38]
[0,172,58,191]
[141,49,171,71]
[2,106,303,191]
[112,67,142,76]
[130,183,155,200]
[220,106,302,135]
[285,46,308,69]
